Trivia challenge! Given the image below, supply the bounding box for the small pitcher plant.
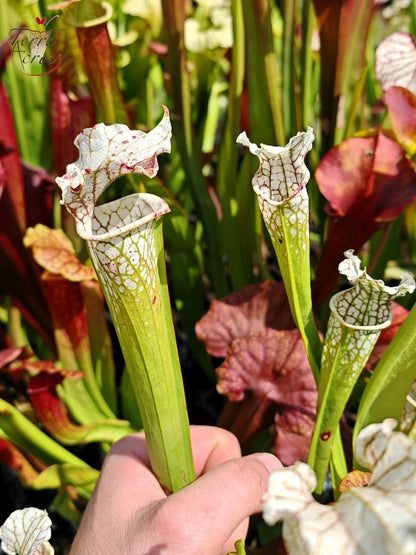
[237,129,322,379]
[308,250,415,495]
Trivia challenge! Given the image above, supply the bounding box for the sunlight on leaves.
[263,419,416,555]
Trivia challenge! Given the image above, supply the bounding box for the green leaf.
[354,299,416,458]
[0,398,90,468]
[228,539,246,555]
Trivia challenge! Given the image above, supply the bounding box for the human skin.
[70,426,282,554]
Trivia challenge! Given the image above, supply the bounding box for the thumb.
[163,452,282,553]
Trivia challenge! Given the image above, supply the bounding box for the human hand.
[70,426,282,555]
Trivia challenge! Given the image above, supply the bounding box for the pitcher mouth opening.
[329,290,392,331]
[253,181,307,206]
[88,192,170,242]
[56,106,172,242]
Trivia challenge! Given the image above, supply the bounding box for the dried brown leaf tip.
[338,470,371,492]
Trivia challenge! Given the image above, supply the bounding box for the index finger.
[92,425,243,510]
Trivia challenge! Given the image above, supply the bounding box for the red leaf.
[27,371,88,442]
[0,76,26,231]
[51,80,96,176]
[273,410,316,466]
[0,346,34,388]
[77,24,130,125]
[50,77,96,176]
[0,186,52,343]
[313,131,416,305]
[0,76,53,340]
[195,281,295,358]
[47,23,97,175]
[21,162,55,228]
[0,438,40,486]
[216,328,316,459]
[0,347,32,370]
[385,86,416,156]
[40,274,92,370]
[61,1,130,126]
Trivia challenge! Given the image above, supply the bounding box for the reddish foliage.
[50,78,96,176]
[41,275,91,362]
[0,347,32,370]
[0,186,52,342]
[0,74,52,342]
[0,438,40,486]
[0,75,25,231]
[197,282,316,463]
[216,328,317,464]
[22,163,55,229]
[385,86,416,154]
[274,410,316,465]
[75,24,131,126]
[195,281,295,358]
[27,370,87,441]
[313,131,416,306]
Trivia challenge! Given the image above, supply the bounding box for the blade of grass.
[161,0,228,297]
[281,0,297,137]
[216,0,255,290]
[242,0,285,145]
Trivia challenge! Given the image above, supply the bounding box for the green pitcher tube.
[56,107,195,492]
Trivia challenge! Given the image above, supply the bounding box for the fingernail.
[255,453,283,473]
